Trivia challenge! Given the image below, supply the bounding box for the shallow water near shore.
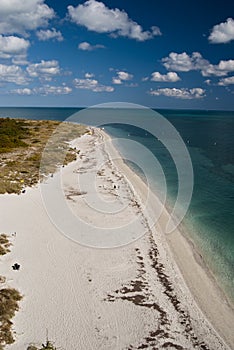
[103,109,234,302]
[1,106,233,301]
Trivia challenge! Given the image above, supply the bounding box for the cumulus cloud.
[112,77,122,84]
[36,28,63,41]
[151,71,180,82]
[0,63,29,85]
[203,59,234,76]
[0,35,30,59]
[151,26,162,36]
[117,71,133,81]
[36,85,72,95]
[149,87,205,99]
[78,41,105,51]
[218,76,234,86]
[209,18,234,44]
[11,88,33,95]
[162,52,206,72]
[85,72,94,78]
[12,55,28,65]
[0,0,55,36]
[68,0,161,41]
[112,70,133,84]
[162,52,234,77]
[73,77,114,92]
[26,60,60,80]
[11,85,72,95]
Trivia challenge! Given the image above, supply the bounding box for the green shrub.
[0,288,22,349]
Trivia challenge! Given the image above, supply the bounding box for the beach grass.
[27,340,57,349]
[0,288,22,350]
[0,234,22,350]
[0,118,87,194]
[0,234,11,256]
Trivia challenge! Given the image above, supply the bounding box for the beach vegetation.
[0,118,87,194]
[0,118,29,153]
[0,288,22,350]
[0,234,22,350]
[0,234,11,256]
[27,339,57,349]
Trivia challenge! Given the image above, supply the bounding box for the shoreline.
[178,218,234,308]
[100,128,234,348]
[0,127,233,349]
[123,154,234,300]
[109,132,234,307]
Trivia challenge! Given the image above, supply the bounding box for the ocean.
[0,106,233,301]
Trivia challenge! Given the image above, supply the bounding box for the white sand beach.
[1,128,234,350]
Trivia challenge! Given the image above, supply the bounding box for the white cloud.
[85,72,94,78]
[73,78,114,92]
[78,41,105,51]
[12,55,28,65]
[0,35,30,58]
[27,60,60,80]
[218,76,234,86]
[204,79,211,85]
[112,77,122,84]
[162,52,206,72]
[11,88,32,95]
[217,60,234,71]
[151,26,162,36]
[202,59,234,77]
[112,71,133,85]
[117,71,133,81]
[149,87,205,99]
[68,0,161,41]
[36,28,63,42]
[209,18,234,44]
[162,51,234,77]
[36,85,72,95]
[0,63,29,85]
[0,0,55,36]
[11,85,72,95]
[151,71,180,82]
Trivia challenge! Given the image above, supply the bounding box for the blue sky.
[0,0,234,109]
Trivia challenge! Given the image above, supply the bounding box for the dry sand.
[0,128,233,350]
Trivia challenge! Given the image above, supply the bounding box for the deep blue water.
[0,107,83,121]
[0,107,233,300]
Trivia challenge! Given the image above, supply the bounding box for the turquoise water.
[1,107,233,300]
[103,110,234,301]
